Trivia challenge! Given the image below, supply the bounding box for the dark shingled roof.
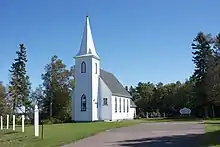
[100,69,132,98]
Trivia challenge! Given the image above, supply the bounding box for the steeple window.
[81,61,86,73]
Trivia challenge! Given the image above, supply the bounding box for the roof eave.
[130,105,137,108]
[74,54,100,60]
[112,93,132,98]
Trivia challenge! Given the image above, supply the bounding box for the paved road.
[63,122,205,147]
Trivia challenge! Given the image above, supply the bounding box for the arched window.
[123,99,125,112]
[127,99,129,113]
[81,94,86,111]
[115,97,117,113]
[81,61,86,73]
[119,98,121,112]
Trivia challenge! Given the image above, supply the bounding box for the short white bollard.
[0,116,3,130]
[34,105,39,137]
[22,115,25,132]
[6,115,9,129]
[13,115,15,131]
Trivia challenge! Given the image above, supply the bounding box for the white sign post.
[6,115,9,129]
[22,115,25,132]
[0,116,2,130]
[13,115,15,131]
[34,105,39,137]
[180,107,191,115]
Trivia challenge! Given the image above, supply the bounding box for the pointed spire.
[75,16,100,59]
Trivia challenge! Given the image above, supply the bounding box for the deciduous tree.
[42,55,74,122]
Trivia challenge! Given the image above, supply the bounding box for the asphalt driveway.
[63,122,205,147]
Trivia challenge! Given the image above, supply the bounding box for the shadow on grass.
[4,131,19,135]
[165,117,203,122]
[0,136,24,142]
[0,130,19,136]
[204,122,220,125]
[116,130,220,147]
[0,134,40,144]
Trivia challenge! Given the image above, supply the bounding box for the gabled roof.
[100,69,132,98]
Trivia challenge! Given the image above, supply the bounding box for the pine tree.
[215,33,220,53]
[0,82,7,115]
[192,32,213,117]
[212,33,220,106]
[203,34,220,118]
[125,86,128,92]
[8,44,31,114]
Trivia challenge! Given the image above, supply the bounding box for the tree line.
[0,45,75,123]
[126,32,220,118]
[0,31,220,124]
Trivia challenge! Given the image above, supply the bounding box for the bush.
[43,118,62,124]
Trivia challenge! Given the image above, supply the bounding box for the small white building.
[72,16,136,122]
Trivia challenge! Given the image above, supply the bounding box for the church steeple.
[75,16,100,59]
[73,16,100,121]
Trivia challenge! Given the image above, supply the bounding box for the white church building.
[72,16,137,122]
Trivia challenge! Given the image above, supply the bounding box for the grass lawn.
[200,120,220,147]
[0,120,145,147]
[1,118,218,147]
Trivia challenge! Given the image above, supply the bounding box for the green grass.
[200,120,220,147]
[0,120,144,147]
[1,118,218,147]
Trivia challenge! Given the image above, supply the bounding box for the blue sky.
[0,0,220,89]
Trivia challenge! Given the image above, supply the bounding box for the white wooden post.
[13,115,15,131]
[22,115,25,132]
[6,115,9,129]
[146,112,149,119]
[34,105,39,137]
[0,116,2,130]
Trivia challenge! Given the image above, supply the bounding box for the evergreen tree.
[214,33,220,54]
[8,44,31,114]
[129,86,140,101]
[203,33,220,118]
[0,82,7,115]
[125,86,128,92]
[212,33,220,106]
[191,32,213,117]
